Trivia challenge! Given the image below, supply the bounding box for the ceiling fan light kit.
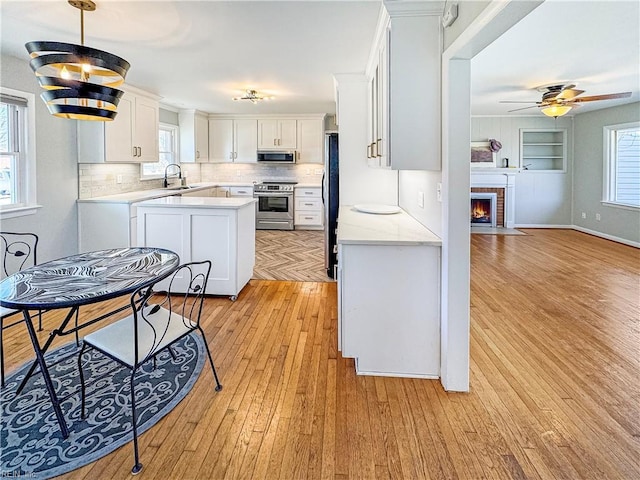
[541,104,572,118]
[501,83,632,118]
[25,0,130,121]
[232,89,275,104]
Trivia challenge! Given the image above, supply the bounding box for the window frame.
[140,122,180,180]
[0,87,40,219]
[602,121,640,211]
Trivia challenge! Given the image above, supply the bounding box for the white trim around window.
[602,121,640,210]
[0,86,41,219]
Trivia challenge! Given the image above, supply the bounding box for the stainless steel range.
[253,181,298,230]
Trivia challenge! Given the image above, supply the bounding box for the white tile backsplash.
[78,162,323,198]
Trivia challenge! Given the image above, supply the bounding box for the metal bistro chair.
[0,232,41,387]
[77,260,223,475]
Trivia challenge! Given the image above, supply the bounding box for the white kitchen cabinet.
[136,197,256,299]
[294,186,323,229]
[179,110,209,163]
[366,7,441,171]
[229,185,253,197]
[337,207,442,378]
[296,118,324,164]
[209,118,258,163]
[77,85,160,163]
[257,119,296,149]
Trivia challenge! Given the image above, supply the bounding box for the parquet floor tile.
[253,229,331,282]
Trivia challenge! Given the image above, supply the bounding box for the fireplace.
[470,193,497,227]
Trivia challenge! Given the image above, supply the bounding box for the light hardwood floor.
[3,229,639,479]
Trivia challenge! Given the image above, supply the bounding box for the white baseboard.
[515,224,639,248]
[571,226,640,248]
[514,224,573,229]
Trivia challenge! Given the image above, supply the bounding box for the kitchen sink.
[165,185,198,190]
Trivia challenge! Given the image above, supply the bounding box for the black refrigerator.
[323,132,339,278]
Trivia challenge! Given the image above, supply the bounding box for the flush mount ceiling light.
[232,89,275,104]
[25,0,130,121]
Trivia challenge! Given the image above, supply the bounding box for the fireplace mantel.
[470,170,518,228]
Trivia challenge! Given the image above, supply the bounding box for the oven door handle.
[254,192,294,197]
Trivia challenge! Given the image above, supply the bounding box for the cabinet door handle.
[304,203,314,206]
[196,150,200,159]
[133,146,137,157]
[367,144,372,158]
[138,147,142,157]
[273,139,276,146]
[234,152,238,159]
[371,141,377,158]
[230,152,234,160]
[305,217,314,220]
[376,139,382,157]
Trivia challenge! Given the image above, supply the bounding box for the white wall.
[0,53,79,262]
[334,74,397,206]
[471,115,574,226]
[398,170,442,236]
[573,102,640,244]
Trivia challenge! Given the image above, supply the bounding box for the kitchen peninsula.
[337,206,442,378]
[135,196,256,300]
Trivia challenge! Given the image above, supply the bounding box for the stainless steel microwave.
[256,150,296,163]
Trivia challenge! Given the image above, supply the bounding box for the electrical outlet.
[581,212,586,219]
[116,174,123,184]
[417,191,424,208]
[596,213,601,221]
[436,183,442,202]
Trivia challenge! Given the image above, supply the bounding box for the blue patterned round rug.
[1,332,205,479]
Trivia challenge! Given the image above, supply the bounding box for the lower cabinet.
[136,201,255,299]
[338,242,441,378]
[78,202,138,252]
[294,186,323,230]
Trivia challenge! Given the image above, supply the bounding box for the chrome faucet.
[163,163,182,188]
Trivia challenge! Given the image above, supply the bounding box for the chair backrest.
[131,260,211,364]
[0,232,38,279]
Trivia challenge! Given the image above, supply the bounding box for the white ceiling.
[1,0,638,117]
[471,0,640,116]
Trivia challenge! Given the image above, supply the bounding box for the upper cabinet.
[77,85,160,163]
[366,5,441,171]
[258,119,297,149]
[209,117,258,163]
[296,118,324,164]
[179,110,209,163]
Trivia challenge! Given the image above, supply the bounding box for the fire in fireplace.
[470,193,497,227]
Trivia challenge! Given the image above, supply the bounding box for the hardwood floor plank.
[2,230,638,479]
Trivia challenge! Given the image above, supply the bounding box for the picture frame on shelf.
[470,141,496,168]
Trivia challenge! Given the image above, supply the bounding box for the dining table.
[0,247,180,439]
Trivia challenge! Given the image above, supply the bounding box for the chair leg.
[77,343,89,418]
[197,327,222,392]
[0,321,5,388]
[37,309,43,332]
[130,370,144,475]
[74,309,80,347]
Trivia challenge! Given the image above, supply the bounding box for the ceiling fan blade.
[572,92,632,103]
[499,100,540,104]
[508,105,539,112]
[556,88,585,100]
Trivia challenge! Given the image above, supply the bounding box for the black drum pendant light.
[25,0,130,121]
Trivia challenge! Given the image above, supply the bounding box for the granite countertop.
[134,196,257,209]
[77,182,254,204]
[337,206,442,246]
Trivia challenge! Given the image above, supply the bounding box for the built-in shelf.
[520,129,567,172]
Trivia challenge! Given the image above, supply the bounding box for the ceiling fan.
[500,83,632,117]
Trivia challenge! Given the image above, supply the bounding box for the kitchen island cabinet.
[135,196,256,299]
[337,206,442,378]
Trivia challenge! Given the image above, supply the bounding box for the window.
[0,88,38,218]
[140,123,179,178]
[604,122,640,209]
